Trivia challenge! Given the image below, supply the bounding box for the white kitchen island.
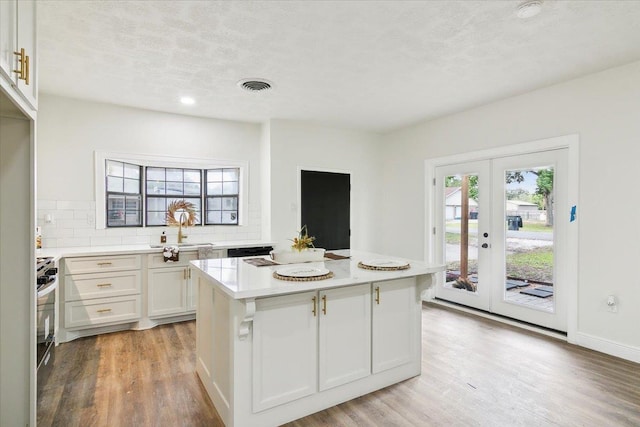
[190,250,444,427]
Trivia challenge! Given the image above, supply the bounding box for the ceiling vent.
[238,78,273,92]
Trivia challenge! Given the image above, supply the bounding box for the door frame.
[424,134,579,342]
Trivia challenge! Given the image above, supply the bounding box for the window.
[105,160,142,227]
[98,154,244,229]
[146,167,202,226]
[206,168,239,225]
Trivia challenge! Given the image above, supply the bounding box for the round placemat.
[357,261,410,271]
[273,271,334,281]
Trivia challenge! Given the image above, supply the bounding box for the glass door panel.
[435,161,491,312]
[503,165,555,312]
[490,149,568,331]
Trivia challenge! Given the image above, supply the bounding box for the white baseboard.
[573,332,640,364]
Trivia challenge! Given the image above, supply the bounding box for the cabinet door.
[318,284,371,391]
[0,0,17,81]
[16,0,36,108]
[252,291,317,412]
[372,278,419,374]
[147,267,187,317]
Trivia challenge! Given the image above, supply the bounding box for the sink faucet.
[178,212,188,243]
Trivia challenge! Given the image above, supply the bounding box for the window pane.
[184,182,200,195]
[124,163,140,179]
[147,167,165,181]
[147,197,166,212]
[124,195,140,210]
[208,182,222,195]
[166,181,183,195]
[166,168,183,182]
[107,195,125,210]
[223,181,238,195]
[107,210,125,226]
[147,211,166,226]
[221,211,238,224]
[147,181,166,195]
[207,211,222,224]
[207,169,223,182]
[106,160,123,177]
[107,176,123,192]
[208,197,222,210]
[123,178,139,194]
[222,197,237,210]
[184,170,201,183]
[223,168,239,181]
[125,211,141,225]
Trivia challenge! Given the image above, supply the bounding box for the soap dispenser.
[160,231,167,243]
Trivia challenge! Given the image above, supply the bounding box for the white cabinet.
[0,0,37,110]
[251,284,371,412]
[252,291,318,412]
[63,255,142,330]
[147,250,221,318]
[372,278,419,374]
[318,284,371,391]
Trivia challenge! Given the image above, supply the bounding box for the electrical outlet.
[606,295,618,313]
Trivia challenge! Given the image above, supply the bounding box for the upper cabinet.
[0,0,37,112]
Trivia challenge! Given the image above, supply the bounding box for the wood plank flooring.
[39,304,640,426]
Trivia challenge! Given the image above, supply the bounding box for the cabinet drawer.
[64,271,141,301]
[65,254,141,274]
[147,251,199,268]
[65,295,141,329]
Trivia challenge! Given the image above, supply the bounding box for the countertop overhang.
[190,250,445,300]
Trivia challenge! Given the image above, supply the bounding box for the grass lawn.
[520,222,553,233]
[447,246,553,284]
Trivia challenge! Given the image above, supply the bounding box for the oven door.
[37,280,56,387]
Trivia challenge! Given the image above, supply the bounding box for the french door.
[434,149,568,331]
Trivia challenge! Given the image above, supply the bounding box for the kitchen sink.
[150,243,215,249]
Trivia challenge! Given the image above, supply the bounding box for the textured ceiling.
[37,0,640,132]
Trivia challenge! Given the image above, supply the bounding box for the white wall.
[377,60,640,359]
[268,120,382,251]
[37,95,263,247]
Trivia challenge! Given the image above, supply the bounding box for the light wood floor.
[38,304,640,426]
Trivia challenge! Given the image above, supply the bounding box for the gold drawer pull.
[312,296,317,317]
[97,308,112,313]
[322,295,327,315]
[97,283,112,288]
[375,286,380,305]
[97,262,113,266]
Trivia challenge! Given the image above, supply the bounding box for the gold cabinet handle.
[312,296,317,316]
[375,286,380,305]
[183,269,187,280]
[97,262,113,266]
[97,283,112,288]
[321,295,327,315]
[97,308,112,313]
[188,268,191,279]
[24,54,29,85]
[13,48,26,81]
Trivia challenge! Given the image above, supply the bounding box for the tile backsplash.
[38,200,262,248]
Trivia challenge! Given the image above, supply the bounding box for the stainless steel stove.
[36,256,57,390]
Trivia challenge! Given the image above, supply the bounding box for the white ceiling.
[37,0,640,133]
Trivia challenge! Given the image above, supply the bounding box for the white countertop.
[190,250,445,300]
[37,240,274,262]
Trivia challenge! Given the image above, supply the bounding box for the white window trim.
[95,151,249,230]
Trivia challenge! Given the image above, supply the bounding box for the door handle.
[321,295,327,315]
[312,296,317,316]
[482,243,489,248]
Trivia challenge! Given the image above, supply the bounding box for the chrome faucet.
[178,212,188,243]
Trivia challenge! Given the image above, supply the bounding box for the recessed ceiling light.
[516,0,543,19]
[237,78,274,92]
[180,96,195,105]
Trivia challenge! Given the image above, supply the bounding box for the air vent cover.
[238,78,273,92]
